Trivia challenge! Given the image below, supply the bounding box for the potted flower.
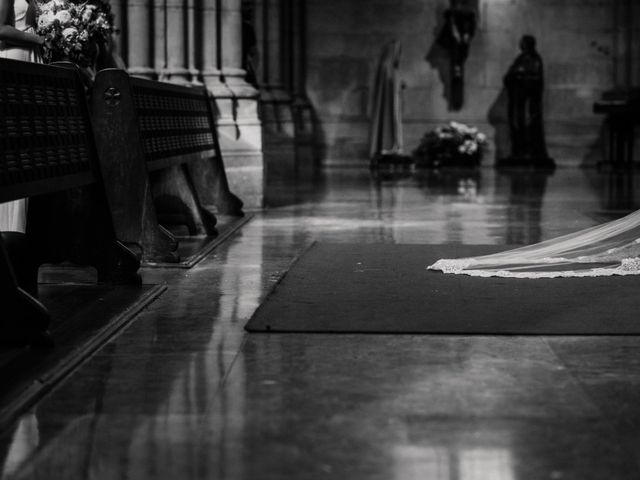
[413,121,487,168]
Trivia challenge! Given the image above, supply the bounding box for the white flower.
[476,132,486,143]
[55,10,73,26]
[81,5,97,22]
[37,11,56,28]
[40,1,54,12]
[62,26,78,40]
[40,0,64,12]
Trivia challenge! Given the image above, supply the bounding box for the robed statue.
[500,35,555,168]
[369,40,412,168]
[436,0,476,110]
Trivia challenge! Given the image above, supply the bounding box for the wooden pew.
[91,69,243,264]
[0,59,141,346]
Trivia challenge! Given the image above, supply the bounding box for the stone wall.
[306,0,635,167]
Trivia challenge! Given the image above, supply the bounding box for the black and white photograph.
[1,0,640,478]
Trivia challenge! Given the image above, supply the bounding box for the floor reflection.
[498,169,552,245]
[0,415,38,479]
[3,166,640,479]
[603,172,636,212]
[393,445,450,480]
[394,441,515,480]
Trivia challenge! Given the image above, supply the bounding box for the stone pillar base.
[213,86,264,210]
[128,67,156,79]
[164,67,191,84]
[263,129,296,184]
[260,87,297,181]
[260,88,296,136]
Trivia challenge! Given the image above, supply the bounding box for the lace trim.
[428,257,640,278]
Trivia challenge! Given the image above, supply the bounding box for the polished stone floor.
[2,166,640,480]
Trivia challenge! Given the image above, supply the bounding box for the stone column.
[258,0,275,106]
[186,0,201,83]
[265,0,284,93]
[215,0,264,208]
[127,0,154,78]
[201,0,224,92]
[290,0,316,176]
[252,0,266,86]
[281,0,293,94]
[165,0,190,83]
[220,0,254,95]
[291,0,307,101]
[258,0,295,180]
[153,0,167,79]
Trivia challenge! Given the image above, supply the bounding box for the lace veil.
[428,209,640,278]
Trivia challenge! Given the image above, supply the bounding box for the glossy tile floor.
[3,166,640,480]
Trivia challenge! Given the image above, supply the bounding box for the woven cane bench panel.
[0,64,94,192]
[131,83,215,163]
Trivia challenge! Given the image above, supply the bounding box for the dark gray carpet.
[245,243,640,334]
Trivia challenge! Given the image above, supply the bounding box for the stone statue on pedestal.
[499,35,555,169]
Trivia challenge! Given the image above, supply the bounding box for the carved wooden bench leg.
[187,157,244,217]
[151,165,218,237]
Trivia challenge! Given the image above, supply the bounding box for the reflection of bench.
[91,70,243,264]
[0,59,140,346]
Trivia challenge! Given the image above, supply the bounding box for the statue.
[500,35,555,168]
[436,0,476,110]
[369,40,412,168]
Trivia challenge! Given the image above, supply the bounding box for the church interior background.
[2,0,640,478]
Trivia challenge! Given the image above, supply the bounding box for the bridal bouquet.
[36,0,115,68]
[413,121,487,168]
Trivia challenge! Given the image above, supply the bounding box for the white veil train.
[428,209,640,278]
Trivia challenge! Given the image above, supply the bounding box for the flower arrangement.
[413,121,487,168]
[36,0,115,68]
